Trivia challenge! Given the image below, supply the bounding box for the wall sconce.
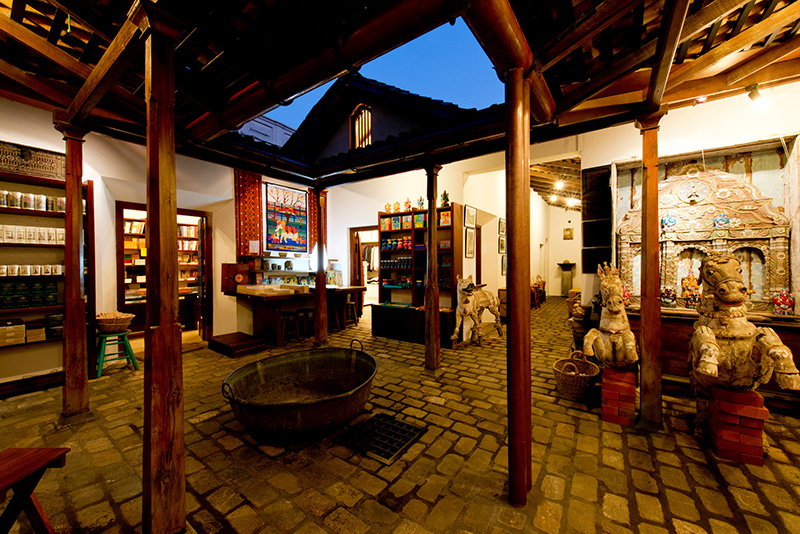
[746,84,768,110]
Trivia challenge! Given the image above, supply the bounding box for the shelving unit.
[372,202,462,347]
[0,169,95,394]
[116,202,212,336]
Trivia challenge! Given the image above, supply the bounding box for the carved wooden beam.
[726,33,800,84]
[537,0,642,71]
[666,1,800,90]
[66,4,150,125]
[646,0,691,112]
[558,0,749,114]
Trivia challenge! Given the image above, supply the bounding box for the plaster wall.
[0,98,239,337]
[548,207,582,296]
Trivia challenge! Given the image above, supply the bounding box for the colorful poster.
[265,183,308,253]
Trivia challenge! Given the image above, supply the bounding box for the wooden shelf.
[0,275,64,280]
[0,171,67,188]
[0,337,62,350]
[0,242,63,248]
[0,207,64,218]
[0,305,63,314]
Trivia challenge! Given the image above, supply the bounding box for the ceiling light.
[695,95,707,104]
[549,194,558,202]
[566,198,580,208]
[746,84,768,110]
[555,181,564,190]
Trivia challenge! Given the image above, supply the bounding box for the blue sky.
[266,18,504,130]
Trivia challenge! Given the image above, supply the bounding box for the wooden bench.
[0,447,69,534]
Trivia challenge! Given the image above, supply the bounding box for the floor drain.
[338,413,426,465]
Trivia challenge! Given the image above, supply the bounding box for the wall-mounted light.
[746,84,768,110]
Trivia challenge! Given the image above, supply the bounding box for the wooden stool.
[296,308,315,337]
[345,300,358,325]
[96,331,138,378]
[281,311,301,343]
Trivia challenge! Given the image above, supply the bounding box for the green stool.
[96,330,138,378]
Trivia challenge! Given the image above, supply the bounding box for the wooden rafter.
[666,1,800,90]
[537,0,642,72]
[66,4,149,125]
[646,0,691,112]
[701,18,723,54]
[558,0,749,114]
[46,8,65,44]
[729,0,755,38]
[726,33,800,84]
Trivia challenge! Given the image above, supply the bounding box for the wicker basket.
[96,312,135,333]
[553,351,600,400]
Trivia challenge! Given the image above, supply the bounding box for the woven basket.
[96,312,135,333]
[553,351,600,400]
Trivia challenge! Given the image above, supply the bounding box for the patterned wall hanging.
[265,183,308,253]
[234,168,262,259]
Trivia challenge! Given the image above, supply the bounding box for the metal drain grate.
[338,413,426,465]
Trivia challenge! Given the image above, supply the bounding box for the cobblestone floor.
[3,297,800,533]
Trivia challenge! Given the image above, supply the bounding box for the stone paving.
[3,297,800,533]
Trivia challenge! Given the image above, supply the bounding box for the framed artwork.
[563,227,574,240]
[498,235,506,254]
[464,204,477,228]
[264,183,308,253]
[501,255,507,276]
[498,218,506,235]
[465,227,475,258]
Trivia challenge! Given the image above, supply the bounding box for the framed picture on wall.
[464,204,477,228]
[501,255,507,276]
[498,235,506,254]
[498,218,506,235]
[563,227,574,240]
[263,183,308,253]
[465,227,475,258]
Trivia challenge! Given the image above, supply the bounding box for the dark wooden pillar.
[424,163,442,370]
[142,31,185,534]
[54,121,88,416]
[522,81,532,492]
[314,188,328,345]
[506,67,531,507]
[635,114,664,427]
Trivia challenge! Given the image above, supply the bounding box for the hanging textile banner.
[265,183,308,253]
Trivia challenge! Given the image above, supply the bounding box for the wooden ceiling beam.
[701,18,723,54]
[65,5,150,125]
[666,1,800,90]
[0,13,142,115]
[47,9,66,45]
[0,56,72,106]
[47,0,114,43]
[664,56,800,103]
[646,0,691,112]
[10,0,26,24]
[726,33,800,84]
[557,0,749,114]
[729,0,755,38]
[537,0,642,72]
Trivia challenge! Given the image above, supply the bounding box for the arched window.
[351,105,372,149]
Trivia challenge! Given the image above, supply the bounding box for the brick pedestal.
[601,368,637,426]
[710,386,769,466]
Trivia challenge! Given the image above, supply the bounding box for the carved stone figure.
[451,275,502,347]
[582,263,639,368]
[689,253,800,440]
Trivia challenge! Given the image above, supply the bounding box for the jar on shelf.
[7,191,21,208]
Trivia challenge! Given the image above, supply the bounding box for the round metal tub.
[222,340,376,437]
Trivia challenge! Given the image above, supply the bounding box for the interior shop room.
[1,1,800,533]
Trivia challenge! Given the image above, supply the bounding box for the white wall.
[547,206,582,296]
[0,99,239,336]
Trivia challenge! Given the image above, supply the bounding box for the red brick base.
[602,368,637,426]
[710,386,769,466]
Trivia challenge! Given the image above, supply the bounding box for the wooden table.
[0,447,69,534]
[325,286,366,331]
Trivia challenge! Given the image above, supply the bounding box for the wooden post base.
[601,368,637,426]
[710,386,769,466]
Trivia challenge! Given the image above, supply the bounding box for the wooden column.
[314,188,328,345]
[424,163,442,370]
[142,31,185,534]
[522,80,532,491]
[506,67,531,507]
[635,114,664,427]
[54,120,88,416]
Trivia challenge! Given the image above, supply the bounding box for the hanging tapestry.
[265,183,308,253]
[234,168,262,259]
[308,188,328,255]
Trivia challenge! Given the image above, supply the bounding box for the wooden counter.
[371,303,456,348]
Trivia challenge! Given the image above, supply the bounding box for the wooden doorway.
[349,225,379,307]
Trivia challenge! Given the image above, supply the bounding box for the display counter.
[371,303,455,348]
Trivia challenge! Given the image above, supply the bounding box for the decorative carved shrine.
[617,164,791,312]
